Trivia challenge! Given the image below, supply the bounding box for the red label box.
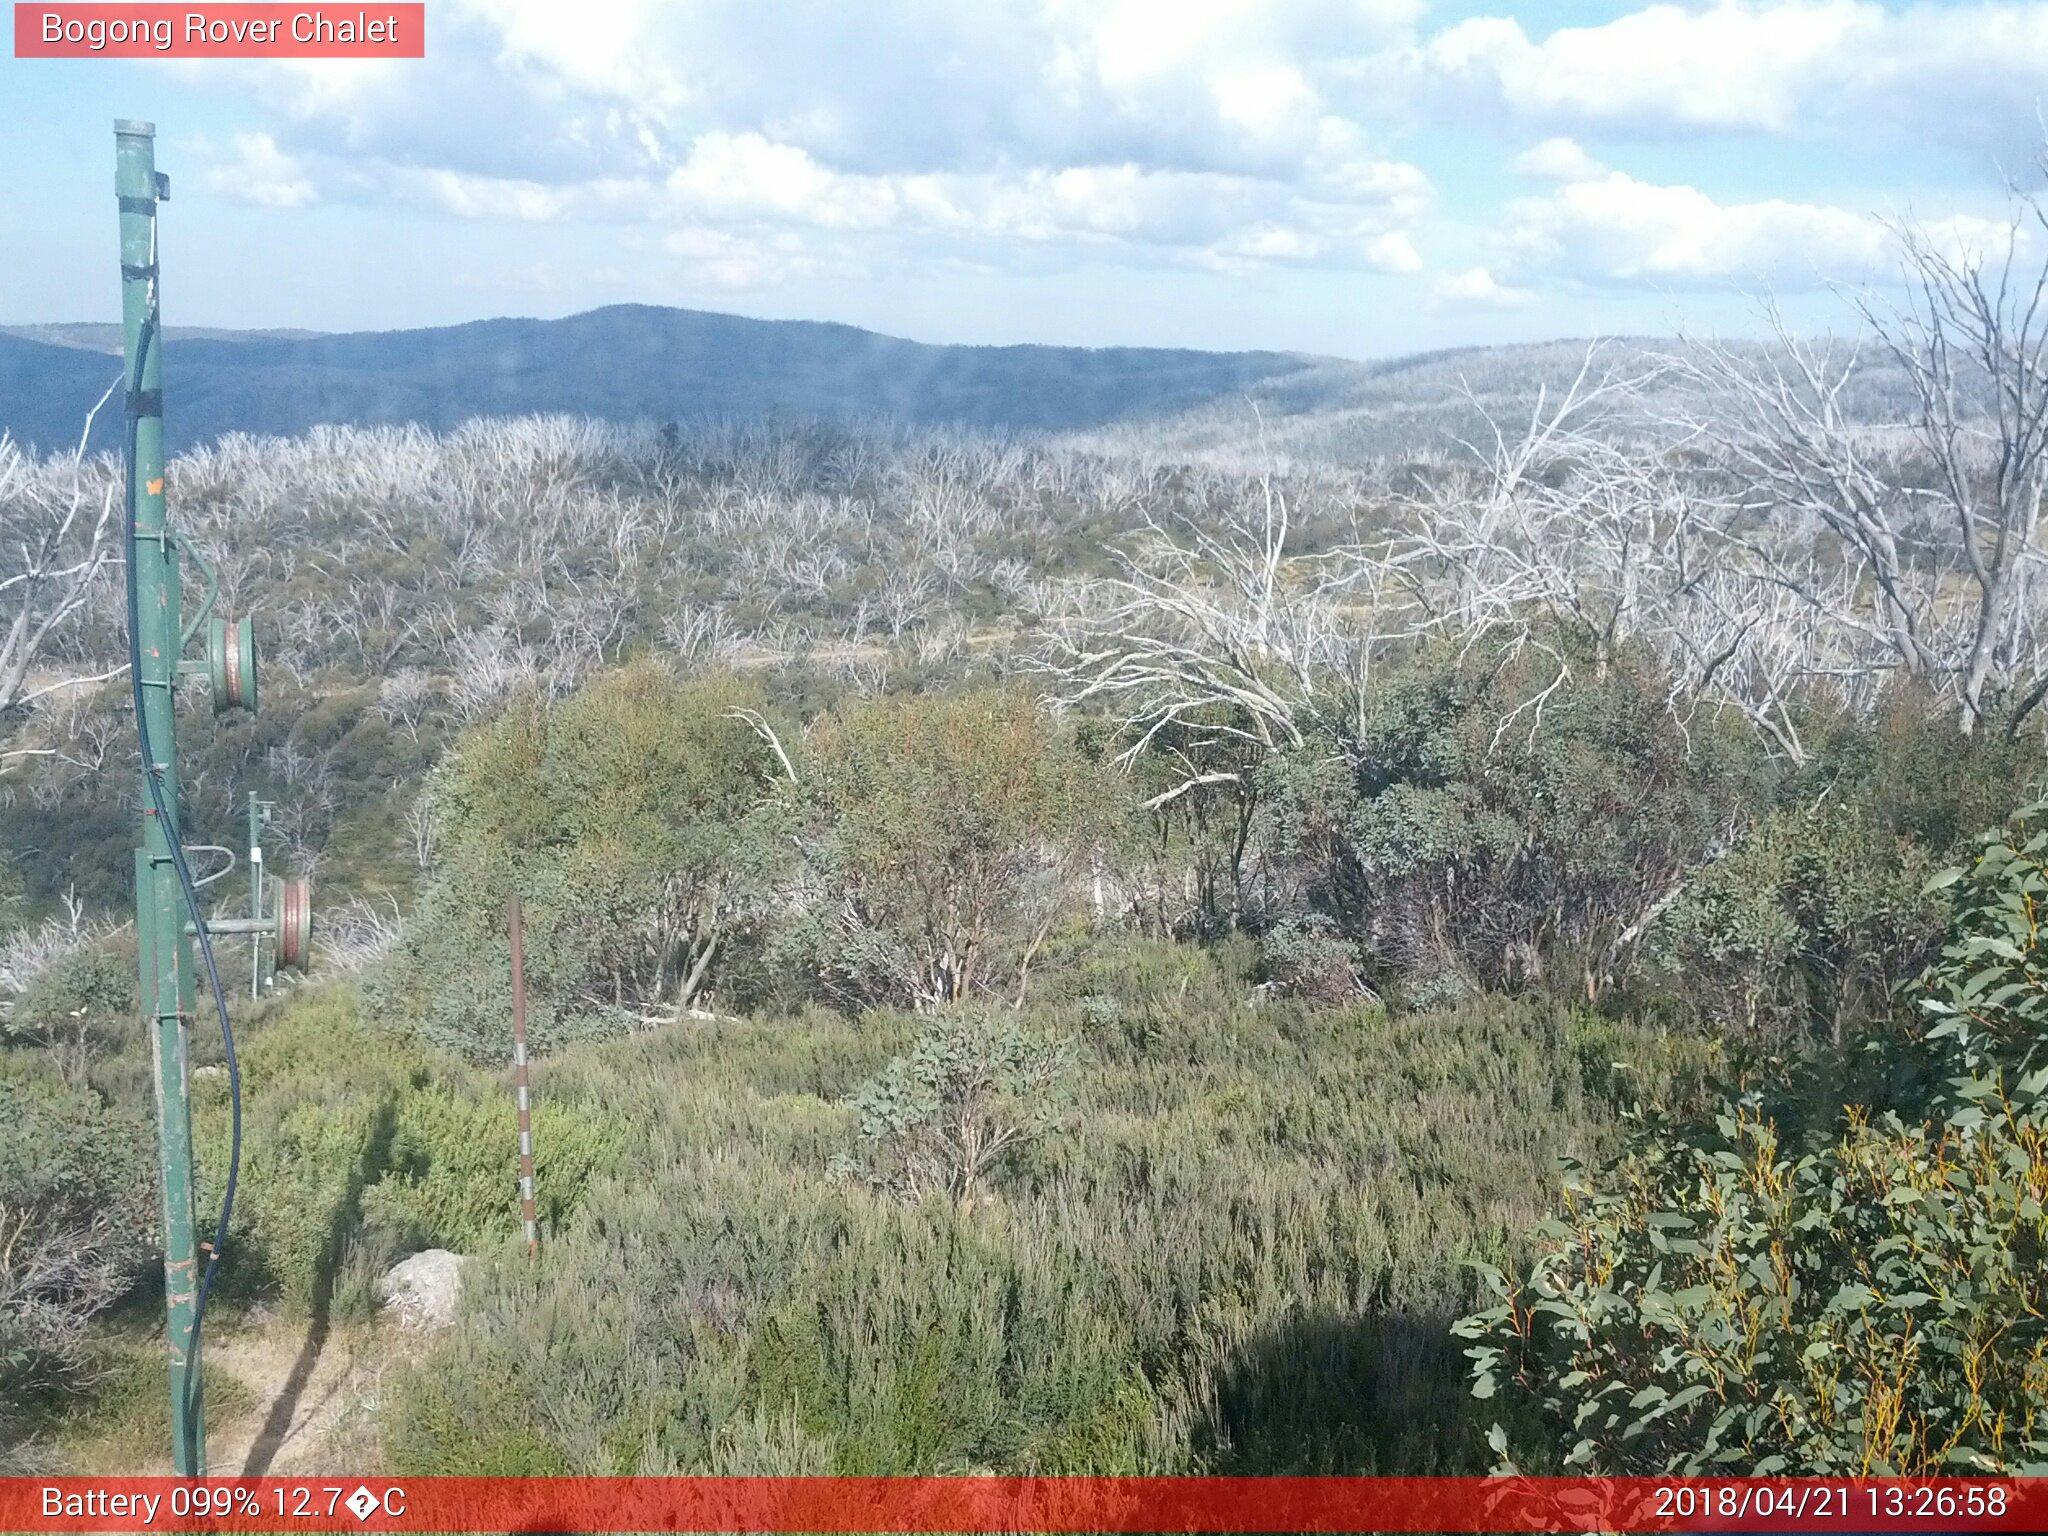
[14,4,425,57]
[4,1476,2047,1533]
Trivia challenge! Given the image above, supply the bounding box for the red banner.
[4,1476,2046,1533]
[13,4,424,58]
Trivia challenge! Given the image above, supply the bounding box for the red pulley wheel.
[276,876,312,971]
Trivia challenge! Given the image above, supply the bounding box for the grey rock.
[374,1248,468,1331]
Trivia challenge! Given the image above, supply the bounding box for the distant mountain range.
[0,304,1324,455]
[0,322,326,352]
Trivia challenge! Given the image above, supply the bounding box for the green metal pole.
[118,118,205,1478]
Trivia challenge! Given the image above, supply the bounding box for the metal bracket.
[183,845,235,887]
[174,532,220,650]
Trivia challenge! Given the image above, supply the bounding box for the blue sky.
[5,0,2047,358]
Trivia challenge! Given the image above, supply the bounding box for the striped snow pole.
[509,894,538,1261]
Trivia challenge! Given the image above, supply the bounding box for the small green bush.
[375,664,788,1060]
[837,1008,1074,1211]
[787,691,1130,1010]
[191,988,426,1316]
[1053,933,1255,1065]
[0,1060,151,1444]
[1254,644,1762,1001]
[5,942,133,1084]
[7,945,130,1033]
[382,1329,573,1475]
[1260,914,1367,1003]
[368,1084,628,1250]
[1646,799,1946,1052]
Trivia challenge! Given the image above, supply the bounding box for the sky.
[5,0,2048,359]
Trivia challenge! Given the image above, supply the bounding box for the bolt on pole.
[118,118,205,1477]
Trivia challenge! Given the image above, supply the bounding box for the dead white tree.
[1669,321,1945,708]
[0,414,123,738]
[310,893,405,974]
[1383,349,1885,761]
[1037,338,1921,777]
[1673,188,2048,735]
[1386,351,1706,738]
[1873,209,2048,728]
[1035,471,1413,807]
[372,666,442,741]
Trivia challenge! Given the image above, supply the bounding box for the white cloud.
[1423,3,1871,132]
[1209,62,1318,136]
[664,134,901,231]
[1506,173,1882,285]
[465,0,688,115]
[326,127,1429,277]
[1497,170,2018,288]
[664,228,820,289]
[172,0,2048,320]
[391,169,578,222]
[1410,2,2048,162]
[436,0,1422,183]
[194,133,317,208]
[1364,230,1424,273]
[196,0,1435,282]
[1509,137,1606,182]
[1430,266,1535,308]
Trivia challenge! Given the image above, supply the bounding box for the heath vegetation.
[8,199,2048,1474]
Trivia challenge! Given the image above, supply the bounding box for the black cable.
[122,267,242,1438]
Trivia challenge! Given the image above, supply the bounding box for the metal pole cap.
[114,119,157,138]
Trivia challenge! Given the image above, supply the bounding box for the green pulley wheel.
[208,613,257,714]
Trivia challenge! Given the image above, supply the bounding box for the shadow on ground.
[238,1093,399,1474]
[1194,1306,1479,1475]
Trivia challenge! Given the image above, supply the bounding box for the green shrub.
[1047,933,1258,1066]
[190,988,426,1316]
[382,1326,573,1475]
[1646,801,1947,1054]
[7,944,130,1032]
[1260,914,1367,1003]
[375,664,787,1059]
[1255,643,1762,1001]
[185,988,629,1326]
[786,691,1130,1009]
[836,1008,1074,1211]
[1456,798,2048,1475]
[4,941,133,1084]
[1637,689,2046,1056]
[0,1061,151,1443]
[368,1084,628,1250]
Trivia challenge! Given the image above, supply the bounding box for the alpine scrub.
[1457,799,2048,1475]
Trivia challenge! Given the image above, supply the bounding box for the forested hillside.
[0,305,1320,456]
[7,217,2048,1477]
